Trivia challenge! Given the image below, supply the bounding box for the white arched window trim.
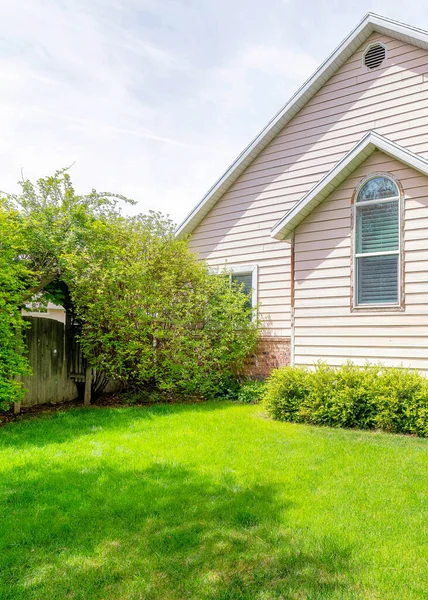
[352,173,403,309]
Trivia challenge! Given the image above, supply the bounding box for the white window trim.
[353,175,402,309]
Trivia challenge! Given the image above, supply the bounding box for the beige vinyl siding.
[294,151,428,372]
[189,32,428,338]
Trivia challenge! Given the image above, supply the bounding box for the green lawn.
[0,402,427,599]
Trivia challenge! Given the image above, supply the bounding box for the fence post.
[84,365,92,406]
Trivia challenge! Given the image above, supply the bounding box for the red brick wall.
[242,336,291,378]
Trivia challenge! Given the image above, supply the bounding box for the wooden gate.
[20,316,85,407]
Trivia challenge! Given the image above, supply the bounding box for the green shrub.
[373,368,428,435]
[263,361,428,436]
[213,375,242,401]
[119,388,163,404]
[68,213,259,400]
[263,366,310,421]
[213,377,265,404]
[299,362,379,429]
[414,393,428,437]
[236,379,265,404]
[0,200,32,410]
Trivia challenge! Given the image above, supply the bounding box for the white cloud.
[1,0,427,224]
[240,45,318,79]
[0,0,196,216]
[203,43,317,121]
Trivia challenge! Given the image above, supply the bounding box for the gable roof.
[270,131,428,240]
[176,12,428,239]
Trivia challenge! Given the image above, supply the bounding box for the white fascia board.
[271,132,428,240]
[175,13,428,239]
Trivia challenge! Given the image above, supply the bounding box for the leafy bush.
[236,379,265,404]
[118,388,163,404]
[214,375,242,401]
[0,200,32,410]
[299,362,379,429]
[263,366,309,421]
[263,362,428,436]
[67,213,259,399]
[373,367,428,435]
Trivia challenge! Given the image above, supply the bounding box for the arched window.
[355,176,400,306]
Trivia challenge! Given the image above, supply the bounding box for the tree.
[0,200,33,409]
[13,169,135,301]
[0,170,134,409]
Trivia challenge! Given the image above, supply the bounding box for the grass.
[0,401,427,599]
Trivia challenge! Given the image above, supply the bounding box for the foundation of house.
[242,336,291,378]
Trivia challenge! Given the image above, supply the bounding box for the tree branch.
[22,272,60,301]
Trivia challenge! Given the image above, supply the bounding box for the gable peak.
[176,13,428,239]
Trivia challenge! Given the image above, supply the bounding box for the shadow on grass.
[0,401,231,450]
[1,461,354,600]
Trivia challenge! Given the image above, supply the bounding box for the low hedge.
[263,362,428,437]
[235,379,265,404]
[216,376,265,404]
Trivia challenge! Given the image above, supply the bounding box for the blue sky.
[1,0,428,225]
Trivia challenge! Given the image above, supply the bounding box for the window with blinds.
[355,176,400,306]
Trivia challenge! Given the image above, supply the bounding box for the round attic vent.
[364,43,386,70]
